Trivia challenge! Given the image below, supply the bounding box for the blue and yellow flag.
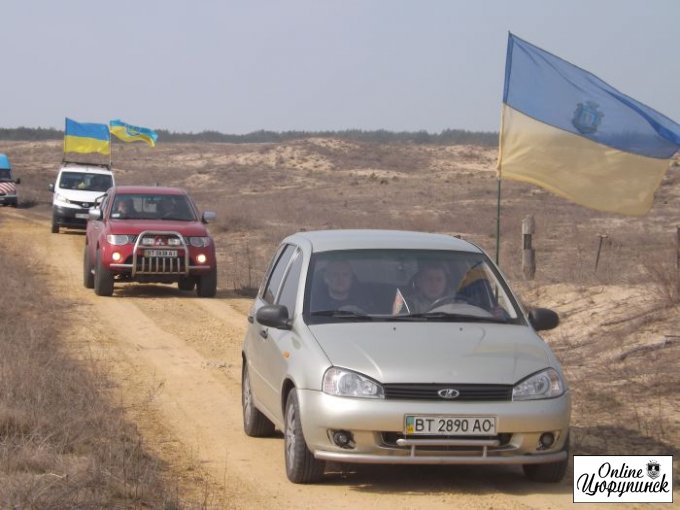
[64,118,111,155]
[498,34,680,215]
[109,119,158,147]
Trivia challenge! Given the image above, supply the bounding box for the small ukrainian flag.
[109,119,158,147]
[64,118,111,155]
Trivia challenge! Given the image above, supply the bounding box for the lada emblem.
[437,388,460,399]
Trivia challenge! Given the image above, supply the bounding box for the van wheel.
[94,250,114,296]
[51,220,59,234]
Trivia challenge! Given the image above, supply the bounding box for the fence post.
[676,226,679,271]
[595,233,608,271]
[522,215,535,280]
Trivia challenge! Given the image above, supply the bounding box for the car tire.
[242,364,275,437]
[83,247,94,289]
[196,267,217,298]
[284,389,325,484]
[523,435,569,483]
[94,250,114,296]
[178,277,195,291]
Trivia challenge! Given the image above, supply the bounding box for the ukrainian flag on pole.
[498,33,680,215]
[64,118,111,155]
[109,119,158,147]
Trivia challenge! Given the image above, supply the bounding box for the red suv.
[84,186,218,297]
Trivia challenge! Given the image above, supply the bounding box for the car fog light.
[331,430,354,449]
[112,252,122,262]
[539,432,555,449]
[196,254,207,264]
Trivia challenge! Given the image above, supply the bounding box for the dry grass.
[0,237,212,509]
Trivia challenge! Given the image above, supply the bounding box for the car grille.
[381,432,513,449]
[135,255,187,274]
[382,383,512,401]
[131,230,190,276]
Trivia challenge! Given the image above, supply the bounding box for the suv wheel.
[242,364,275,437]
[83,247,94,289]
[284,390,325,483]
[196,267,217,297]
[94,250,114,296]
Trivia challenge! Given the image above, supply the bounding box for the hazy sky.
[2,0,679,134]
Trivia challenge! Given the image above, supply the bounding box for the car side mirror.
[14,178,20,185]
[528,308,559,331]
[88,208,103,221]
[48,183,54,192]
[202,211,216,224]
[256,304,292,330]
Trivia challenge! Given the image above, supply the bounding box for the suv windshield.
[306,249,520,324]
[59,171,112,192]
[110,194,197,221]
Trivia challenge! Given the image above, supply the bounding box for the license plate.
[75,213,89,219]
[405,415,496,435]
[145,249,178,257]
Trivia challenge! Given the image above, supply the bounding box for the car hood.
[109,219,209,237]
[307,322,551,385]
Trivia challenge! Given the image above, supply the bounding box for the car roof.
[284,229,482,254]
[112,185,188,195]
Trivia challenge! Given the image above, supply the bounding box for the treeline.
[0,127,497,146]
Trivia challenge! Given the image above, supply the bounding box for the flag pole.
[495,105,506,266]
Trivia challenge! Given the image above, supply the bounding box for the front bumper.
[297,389,571,465]
[0,194,17,206]
[53,205,90,228]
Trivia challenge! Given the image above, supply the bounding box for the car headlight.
[187,236,211,247]
[322,367,384,399]
[512,368,564,400]
[106,234,132,246]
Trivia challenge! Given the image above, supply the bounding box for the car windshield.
[306,249,520,324]
[110,193,197,221]
[59,171,112,192]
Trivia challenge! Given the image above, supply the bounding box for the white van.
[49,161,114,233]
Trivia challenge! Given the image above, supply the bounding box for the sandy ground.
[1,207,675,510]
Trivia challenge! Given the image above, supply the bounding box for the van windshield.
[0,169,11,182]
[59,171,112,192]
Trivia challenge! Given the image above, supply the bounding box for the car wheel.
[94,250,114,296]
[178,277,195,291]
[523,435,569,483]
[196,267,217,298]
[284,389,325,484]
[242,364,275,437]
[83,247,94,289]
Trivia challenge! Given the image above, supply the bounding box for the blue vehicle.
[0,154,20,207]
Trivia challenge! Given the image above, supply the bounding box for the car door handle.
[259,329,268,339]
[247,315,254,324]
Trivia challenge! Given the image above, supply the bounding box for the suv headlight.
[187,236,211,247]
[512,368,564,400]
[106,234,132,246]
[322,367,384,399]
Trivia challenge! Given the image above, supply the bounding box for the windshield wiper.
[311,309,374,320]
[390,312,509,323]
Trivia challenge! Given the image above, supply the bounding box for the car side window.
[276,249,303,314]
[263,244,295,304]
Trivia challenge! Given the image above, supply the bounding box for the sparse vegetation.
[0,236,206,508]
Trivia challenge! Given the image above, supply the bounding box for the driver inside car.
[406,262,451,313]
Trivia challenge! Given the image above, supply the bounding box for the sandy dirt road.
[1,208,626,510]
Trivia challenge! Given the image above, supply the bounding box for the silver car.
[241,230,570,484]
